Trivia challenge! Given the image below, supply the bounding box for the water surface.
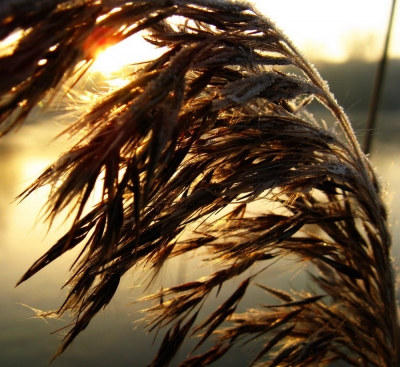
[1,111,399,366]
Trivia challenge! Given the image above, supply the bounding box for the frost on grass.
[0,1,399,366]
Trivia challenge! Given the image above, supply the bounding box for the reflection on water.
[0,112,399,366]
[0,118,162,367]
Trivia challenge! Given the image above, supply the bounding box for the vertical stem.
[364,0,397,155]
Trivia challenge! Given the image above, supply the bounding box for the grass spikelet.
[1,1,399,366]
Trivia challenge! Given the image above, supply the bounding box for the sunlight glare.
[21,159,52,183]
[252,0,399,61]
[0,29,25,57]
[90,32,164,76]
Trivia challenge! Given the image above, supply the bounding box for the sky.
[89,0,399,75]
[2,0,399,63]
[252,0,400,61]
[3,1,395,74]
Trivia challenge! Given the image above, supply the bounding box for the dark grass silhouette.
[1,1,399,365]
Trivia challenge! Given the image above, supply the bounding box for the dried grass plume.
[1,0,399,366]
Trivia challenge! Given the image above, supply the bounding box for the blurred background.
[0,1,399,366]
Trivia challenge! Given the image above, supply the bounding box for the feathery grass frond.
[1,0,399,365]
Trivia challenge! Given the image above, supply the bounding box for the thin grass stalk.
[0,1,399,366]
[364,0,397,154]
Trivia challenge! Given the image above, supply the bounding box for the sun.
[90,32,164,76]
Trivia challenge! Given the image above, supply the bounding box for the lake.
[0,110,399,366]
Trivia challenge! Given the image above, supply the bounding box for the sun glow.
[90,32,164,76]
[0,29,25,57]
[252,0,400,61]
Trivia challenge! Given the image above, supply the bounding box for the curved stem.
[364,0,397,155]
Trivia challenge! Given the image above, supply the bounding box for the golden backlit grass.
[1,1,399,366]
